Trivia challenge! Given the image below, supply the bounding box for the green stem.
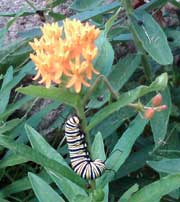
[75,97,96,191]
[83,75,119,106]
[76,75,119,191]
[121,0,133,14]
[75,98,89,144]
[128,102,144,111]
[159,150,180,154]
[104,6,123,36]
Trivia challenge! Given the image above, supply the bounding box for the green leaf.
[0,11,36,17]
[47,0,65,8]
[150,88,171,145]
[103,184,109,202]
[0,170,52,198]
[114,145,153,180]
[25,124,68,167]
[129,174,180,202]
[1,67,13,88]
[0,96,33,121]
[0,41,32,73]
[94,32,114,77]
[165,29,180,49]
[104,6,122,36]
[90,188,105,202]
[7,101,60,142]
[147,158,180,174]
[71,0,104,11]
[91,108,135,139]
[91,133,107,202]
[139,0,168,11]
[28,173,65,202]
[88,54,141,109]
[119,184,139,202]
[0,135,86,188]
[130,10,173,65]
[0,67,13,114]
[48,12,65,21]
[0,198,10,202]
[110,33,133,42]
[0,119,22,133]
[0,62,34,108]
[97,115,148,188]
[0,11,27,45]
[17,85,79,108]
[26,126,88,201]
[91,132,106,160]
[111,116,147,169]
[170,0,180,8]
[72,195,91,202]
[48,172,88,202]
[19,1,120,39]
[0,154,27,168]
[87,73,168,131]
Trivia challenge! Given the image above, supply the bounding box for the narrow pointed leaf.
[0,170,52,198]
[97,115,148,188]
[129,174,180,202]
[119,184,139,202]
[28,173,65,202]
[25,125,88,198]
[48,172,88,202]
[71,0,104,11]
[130,10,173,65]
[25,124,68,167]
[150,88,171,145]
[0,135,86,189]
[17,85,80,107]
[147,158,180,174]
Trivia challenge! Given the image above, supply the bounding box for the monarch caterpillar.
[65,116,105,180]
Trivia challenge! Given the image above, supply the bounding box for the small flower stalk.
[128,93,168,120]
[29,19,100,93]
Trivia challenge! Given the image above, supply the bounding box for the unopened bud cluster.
[144,93,167,120]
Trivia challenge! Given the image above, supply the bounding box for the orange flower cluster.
[29,19,100,93]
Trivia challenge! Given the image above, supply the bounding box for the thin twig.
[83,75,119,106]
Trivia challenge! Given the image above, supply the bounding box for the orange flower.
[66,57,91,93]
[29,19,100,93]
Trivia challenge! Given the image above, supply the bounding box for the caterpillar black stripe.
[65,116,105,180]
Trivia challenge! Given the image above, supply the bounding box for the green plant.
[0,0,180,201]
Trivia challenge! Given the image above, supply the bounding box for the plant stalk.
[83,75,119,106]
[75,97,96,191]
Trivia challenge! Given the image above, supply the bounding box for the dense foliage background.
[0,0,180,201]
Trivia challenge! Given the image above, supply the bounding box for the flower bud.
[155,105,168,112]
[144,108,155,120]
[152,93,162,107]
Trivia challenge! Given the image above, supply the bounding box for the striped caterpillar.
[65,116,105,180]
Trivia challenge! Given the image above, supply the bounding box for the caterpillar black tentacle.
[65,116,106,180]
